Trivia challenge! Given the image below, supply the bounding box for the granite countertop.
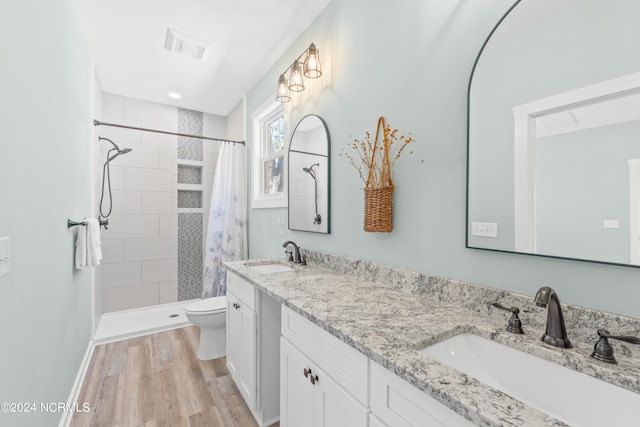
[225,258,640,426]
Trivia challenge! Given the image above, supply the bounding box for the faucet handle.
[591,329,640,364]
[492,302,524,334]
[596,329,640,344]
[284,249,293,262]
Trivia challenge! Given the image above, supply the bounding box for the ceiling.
[74,0,332,117]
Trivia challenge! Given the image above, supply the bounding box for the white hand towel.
[85,218,102,267]
[75,224,87,269]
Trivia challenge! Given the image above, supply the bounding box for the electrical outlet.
[471,222,498,238]
[603,220,620,229]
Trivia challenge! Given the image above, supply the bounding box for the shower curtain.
[202,142,247,298]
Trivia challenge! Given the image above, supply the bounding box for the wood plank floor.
[72,326,279,427]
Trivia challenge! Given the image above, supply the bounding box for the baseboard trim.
[58,339,96,427]
[261,415,280,427]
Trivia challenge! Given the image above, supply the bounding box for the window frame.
[251,96,287,209]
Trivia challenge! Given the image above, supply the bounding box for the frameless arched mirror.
[467,0,640,266]
[288,114,330,233]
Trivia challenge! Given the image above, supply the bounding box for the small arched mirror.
[288,115,330,233]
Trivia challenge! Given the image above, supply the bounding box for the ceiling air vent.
[164,28,211,60]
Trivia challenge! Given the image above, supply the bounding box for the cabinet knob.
[304,368,311,378]
[310,374,319,385]
[232,302,240,310]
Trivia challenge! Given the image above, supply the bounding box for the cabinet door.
[226,292,241,378]
[369,414,388,427]
[370,361,475,427]
[313,365,368,427]
[238,301,256,409]
[226,291,257,409]
[280,337,315,427]
[280,337,367,427]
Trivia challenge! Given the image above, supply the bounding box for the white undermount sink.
[421,333,640,426]
[245,261,293,274]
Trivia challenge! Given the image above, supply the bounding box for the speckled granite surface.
[225,254,640,427]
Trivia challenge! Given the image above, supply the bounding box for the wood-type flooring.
[71,326,279,427]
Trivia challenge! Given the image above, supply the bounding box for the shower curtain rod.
[93,120,245,145]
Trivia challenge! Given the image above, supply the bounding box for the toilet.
[185,295,227,360]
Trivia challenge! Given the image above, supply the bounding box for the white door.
[313,364,368,427]
[238,302,256,409]
[226,292,241,378]
[369,414,388,427]
[280,338,315,427]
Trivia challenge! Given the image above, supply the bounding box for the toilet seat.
[185,296,226,314]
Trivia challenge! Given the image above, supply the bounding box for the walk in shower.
[93,94,244,339]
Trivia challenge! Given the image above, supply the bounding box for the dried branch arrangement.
[341,116,415,189]
[341,116,418,232]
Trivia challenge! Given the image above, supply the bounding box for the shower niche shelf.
[178,190,202,209]
[178,164,202,185]
[177,160,203,211]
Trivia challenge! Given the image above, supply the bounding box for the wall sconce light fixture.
[276,43,322,103]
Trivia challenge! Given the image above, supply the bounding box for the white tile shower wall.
[98,93,179,312]
[97,94,228,312]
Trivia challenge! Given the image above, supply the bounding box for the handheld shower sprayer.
[302,163,321,225]
[100,137,133,162]
[99,137,133,223]
[302,163,319,180]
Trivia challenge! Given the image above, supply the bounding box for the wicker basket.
[363,184,394,232]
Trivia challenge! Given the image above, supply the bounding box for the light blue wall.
[536,122,640,263]
[246,0,640,318]
[0,1,92,425]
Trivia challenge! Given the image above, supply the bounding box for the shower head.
[107,148,132,162]
[302,163,319,180]
[100,137,133,162]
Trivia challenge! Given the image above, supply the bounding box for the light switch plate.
[0,236,10,277]
[471,222,498,238]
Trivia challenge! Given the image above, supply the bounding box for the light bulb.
[276,75,291,102]
[303,43,322,78]
[288,61,305,92]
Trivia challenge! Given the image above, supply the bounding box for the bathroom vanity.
[226,271,281,426]
[225,254,640,426]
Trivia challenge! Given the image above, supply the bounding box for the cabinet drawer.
[370,361,474,427]
[227,272,255,310]
[281,306,368,405]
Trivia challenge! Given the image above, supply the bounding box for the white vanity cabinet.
[227,267,474,426]
[226,272,280,427]
[370,361,475,427]
[226,290,256,406]
[280,306,369,427]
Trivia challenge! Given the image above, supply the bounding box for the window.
[263,115,284,195]
[252,97,287,208]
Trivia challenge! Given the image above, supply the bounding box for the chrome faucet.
[282,241,301,263]
[534,286,572,348]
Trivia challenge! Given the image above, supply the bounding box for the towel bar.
[68,218,110,229]
[67,219,87,228]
